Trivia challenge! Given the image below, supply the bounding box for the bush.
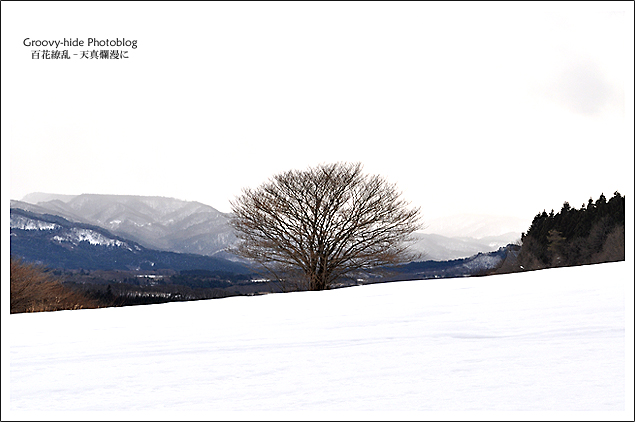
[10,258,99,313]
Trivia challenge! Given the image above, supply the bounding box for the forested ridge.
[515,192,625,270]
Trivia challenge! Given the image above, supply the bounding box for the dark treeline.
[10,261,278,313]
[72,282,238,307]
[515,192,625,270]
[63,271,279,308]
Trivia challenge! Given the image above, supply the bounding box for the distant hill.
[12,194,235,257]
[410,232,519,261]
[385,246,515,281]
[10,208,253,274]
[21,192,77,204]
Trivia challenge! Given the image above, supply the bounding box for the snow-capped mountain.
[9,208,251,273]
[13,194,235,257]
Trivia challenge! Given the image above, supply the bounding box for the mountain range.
[12,194,235,258]
[10,207,251,274]
[12,193,524,262]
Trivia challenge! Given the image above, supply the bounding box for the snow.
[52,228,128,248]
[461,253,504,271]
[10,213,129,248]
[5,262,633,418]
[9,215,59,231]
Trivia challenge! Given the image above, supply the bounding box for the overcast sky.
[2,2,633,224]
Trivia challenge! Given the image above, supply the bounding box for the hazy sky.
[2,2,633,224]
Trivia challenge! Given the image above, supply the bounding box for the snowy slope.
[7,262,629,415]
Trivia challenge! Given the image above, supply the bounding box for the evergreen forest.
[516,192,625,270]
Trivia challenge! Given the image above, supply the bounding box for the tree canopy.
[229,162,423,290]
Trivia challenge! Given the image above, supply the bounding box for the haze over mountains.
[413,214,527,261]
[424,213,528,239]
[13,193,234,258]
[12,193,526,261]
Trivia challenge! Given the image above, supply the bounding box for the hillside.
[13,194,235,256]
[10,208,252,274]
[409,232,519,261]
[7,262,628,413]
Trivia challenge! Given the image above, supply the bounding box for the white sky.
[2,2,633,223]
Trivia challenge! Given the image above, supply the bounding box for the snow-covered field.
[5,262,633,417]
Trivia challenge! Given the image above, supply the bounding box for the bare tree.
[229,162,423,291]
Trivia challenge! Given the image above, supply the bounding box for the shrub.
[10,258,99,313]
